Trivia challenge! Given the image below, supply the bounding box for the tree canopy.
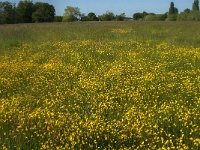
[0,1,16,24]
[192,0,199,11]
[0,0,55,24]
[1,0,200,24]
[87,12,99,21]
[98,11,115,21]
[17,0,33,23]
[32,2,55,22]
[169,2,178,14]
[63,6,81,22]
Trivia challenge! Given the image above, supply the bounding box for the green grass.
[1,21,200,50]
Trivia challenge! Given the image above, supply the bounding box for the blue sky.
[2,0,195,17]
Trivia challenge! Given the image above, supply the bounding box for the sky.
[2,0,195,17]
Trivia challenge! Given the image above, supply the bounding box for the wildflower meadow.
[0,22,199,149]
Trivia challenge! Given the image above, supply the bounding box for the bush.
[178,11,200,21]
[187,11,200,21]
[166,14,178,21]
[144,14,167,21]
[177,12,189,21]
[116,13,126,21]
[54,16,63,22]
[63,14,78,22]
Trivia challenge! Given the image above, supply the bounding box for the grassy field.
[0,21,200,149]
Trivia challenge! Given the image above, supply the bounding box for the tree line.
[133,0,200,21]
[62,0,200,22]
[0,0,200,24]
[0,0,56,24]
[62,6,127,22]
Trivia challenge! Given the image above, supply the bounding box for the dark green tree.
[80,13,88,21]
[54,16,63,22]
[32,2,55,22]
[99,11,115,21]
[133,11,148,20]
[0,1,16,24]
[169,2,175,14]
[133,12,142,20]
[87,12,98,21]
[17,0,34,23]
[167,2,178,21]
[192,0,199,11]
[184,8,191,13]
[169,2,178,14]
[116,13,126,21]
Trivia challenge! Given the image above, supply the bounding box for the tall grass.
[1,21,200,50]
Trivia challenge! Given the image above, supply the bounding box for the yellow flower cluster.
[111,28,132,34]
[0,40,199,149]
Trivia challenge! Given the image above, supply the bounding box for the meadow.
[0,21,199,149]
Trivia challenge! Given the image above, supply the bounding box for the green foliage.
[133,12,142,20]
[99,11,115,21]
[63,6,81,22]
[17,0,34,23]
[32,2,55,22]
[167,2,178,21]
[63,14,78,22]
[169,2,175,14]
[177,12,190,21]
[87,12,99,21]
[184,8,191,13]
[0,1,16,24]
[166,14,178,21]
[187,11,200,21]
[80,14,88,21]
[81,12,99,21]
[115,13,126,21]
[160,13,168,20]
[133,11,148,20]
[1,0,200,24]
[169,2,178,15]
[54,16,63,22]
[0,0,55,24]
[177,9,191,21]
[178,8,200,21]
[144,14,167,21]
[192,0,199,11]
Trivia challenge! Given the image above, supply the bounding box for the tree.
[187,11,200,21]
[17,0,34,23]
[192,0,199,11]
[116,13,126,21]
[87,12,98,21]
[80,13,88,21]
[160,13,168,20]
[169,2,178,14]
[177,8,191,21]
[133,11,148,20]
[133,12,143,20]
[184,8,191,13]
[32,2,55,22]
[0,1,16,24]
[99,11,115,21]
[169,2,175,14]
[63,6,81,22]
[167,2,178,21]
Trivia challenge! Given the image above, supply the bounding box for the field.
[0,21,200,149]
